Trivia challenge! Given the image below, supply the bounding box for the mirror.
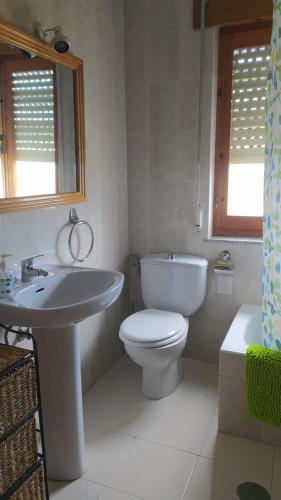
[0,20,85,212]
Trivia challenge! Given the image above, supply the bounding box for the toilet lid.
[119,309,187,345]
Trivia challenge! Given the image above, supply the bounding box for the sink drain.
[236,482,270,499]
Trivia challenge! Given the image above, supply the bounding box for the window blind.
[229,44,271,164]
[10,69,55,162]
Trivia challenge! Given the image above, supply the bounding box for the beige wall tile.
[0,0,129,393]
[219,352,246,380]
[124,0,262,364]
[218,376,261,441]
[126,82,149,133]
[185,316,230,364]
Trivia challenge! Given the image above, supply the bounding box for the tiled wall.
[0,0,129,392]
[124,0,263,363]
[219,349,281,446]
[0,0,263,385]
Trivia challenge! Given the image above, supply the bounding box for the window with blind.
[213,23,272,237]
[1,58,57,198]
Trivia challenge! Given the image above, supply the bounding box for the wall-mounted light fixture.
[34,24,71,54]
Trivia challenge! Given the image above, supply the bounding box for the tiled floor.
[49,356,281,500]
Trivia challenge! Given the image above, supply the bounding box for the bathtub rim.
[220,304,261,357]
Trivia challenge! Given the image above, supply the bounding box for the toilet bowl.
[119,253,208,399]
[120,308,188,399]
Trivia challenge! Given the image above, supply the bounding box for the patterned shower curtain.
[263,0,281,350]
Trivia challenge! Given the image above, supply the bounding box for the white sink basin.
[0,264,124,481]
[0,265,124,327]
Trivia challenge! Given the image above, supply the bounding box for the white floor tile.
[83,356,129,406]
[272,475,281,500]
[183,457,272,500]
[183,358,218,379]
[108,438,197,500]
[158,359,218,413]
[85,390,156,436]
[50,357,280,500]
[137,403,213,454]
[83,425,133,485]
[49,478,102,499]
[274,446,281,477]
[273,447,281,499]
[99,487,143,499]
[109,362,143,399]
[200,425,274,476]
[83,383,107,411]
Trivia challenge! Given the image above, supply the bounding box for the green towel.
[246,344,281,427]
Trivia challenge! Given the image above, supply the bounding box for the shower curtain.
[263,0,281,350]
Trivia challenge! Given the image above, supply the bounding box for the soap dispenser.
[0,254,15,297]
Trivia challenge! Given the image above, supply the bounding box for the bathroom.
[0,0,279,499]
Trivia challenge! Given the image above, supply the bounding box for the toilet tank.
[140,253,208,316]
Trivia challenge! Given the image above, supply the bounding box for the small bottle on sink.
[0,254,15,298]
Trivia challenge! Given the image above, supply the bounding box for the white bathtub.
[220,304,262,356]
[219,304,281,445]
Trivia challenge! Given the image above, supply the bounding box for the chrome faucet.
[168,253,176,261]
[21,254,49,282]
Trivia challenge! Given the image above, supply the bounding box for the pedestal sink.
[0,265,124,481]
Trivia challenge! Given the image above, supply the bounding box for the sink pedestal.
[34,324,85,481]
[0,266,124,480]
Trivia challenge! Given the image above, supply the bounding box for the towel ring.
[68,208,94,262]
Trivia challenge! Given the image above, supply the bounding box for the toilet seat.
[119,308,188,348]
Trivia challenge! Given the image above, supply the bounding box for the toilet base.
[142,359,183,399]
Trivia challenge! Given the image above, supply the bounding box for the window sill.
[205,236,262,245]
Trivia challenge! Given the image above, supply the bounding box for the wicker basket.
[10,463,46,500]
[0,344,37,437]
[0,416,38,496]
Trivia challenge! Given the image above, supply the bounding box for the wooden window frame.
[0,57,59,198]
[213,21,272,238]
[193,0,273,29]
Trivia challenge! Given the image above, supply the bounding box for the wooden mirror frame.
[0,19,85,213]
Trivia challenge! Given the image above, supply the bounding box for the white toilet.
[119,253,208,399]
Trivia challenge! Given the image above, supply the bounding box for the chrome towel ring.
[68,208,94,262]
